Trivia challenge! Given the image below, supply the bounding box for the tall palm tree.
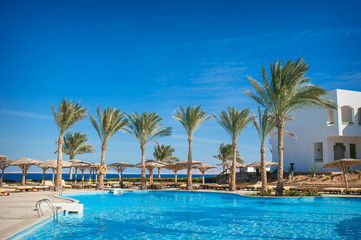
[213,143,243,172]
[244,58,337,195]
[153,144,179,178]
[89,106,128,190]
[52,98,87,188]
[174,105,211,190]
[60,132,95,180]
[213,107,251,191]
[126,112,171,190]
[251,107,277,192]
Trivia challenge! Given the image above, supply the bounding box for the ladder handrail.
[35,198,58,222]
[50,185,62,197]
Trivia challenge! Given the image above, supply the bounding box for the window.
[334,143,345,160]
[314,142,323,162]
[350,144,356,159]
[327,109,334,125]
[341,106,354,124]
[358,108,361,125]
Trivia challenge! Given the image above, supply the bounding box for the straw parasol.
[192,163,216,184]
[322,158,361,190]
[11,158,42,185]
[37,160,72,184]
[163,163,187,183]
[69,159,91,185]
[136,160,167,185]
[108,162,135,186]
[246,161,278,168]
[217,161,246,169]
[88,163,100,183]
[0,157,10,185]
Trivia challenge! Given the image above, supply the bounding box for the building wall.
[270,89,361,172]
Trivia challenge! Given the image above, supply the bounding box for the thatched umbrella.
[0,156,10,185]
[322,158,361,190]
[164,160,201,183]
[108,162,135,187]
[11,158,41,185]
[246,161,277,168]
[88,163,100,183]
[192,163,216,184]
[163,163,187,183]
[136,160,167,185]
[69,159,90,185]
[217,161,246,169]
[37,160,72,184]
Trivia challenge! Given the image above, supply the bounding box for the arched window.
[327,109,334,125]
[341,106,354,124]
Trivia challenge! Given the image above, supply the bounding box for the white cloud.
[0,109,52,120]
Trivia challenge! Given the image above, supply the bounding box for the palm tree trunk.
[55,135,64,188]
[141,145,146,190]
[118,171,121,183]
[0,168,5,185]
[229,141,237,191]
[261,144,267,191]
[174,170,178,183]
[97,143,107,190]
[69,167,73,180]
[52,168,55,184]
[74,168,78,183]
[187,138,193,190]
[41,168,46,185]
[149,168,154,185]
[276,119,285,196]
[158,168,161,179]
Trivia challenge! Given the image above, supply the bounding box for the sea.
[1,173,216,182]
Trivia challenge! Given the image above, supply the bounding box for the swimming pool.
[11,191,361,239]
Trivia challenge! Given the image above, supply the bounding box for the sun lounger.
[193,184,200,190]
[71,184,83,189]
[323,187,346,194]
[345,188,361,194]
[245,181,262,191]
[62,180,72,190]
[289,186,318,192]
[0,189,11,196]
[0,188,16,193]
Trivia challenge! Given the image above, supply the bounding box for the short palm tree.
[174,105,211,190]
[59,132,95,180]
[244,58,337,195]
[213,107,251,191]
[89,106,128,190]
[52,98,87,188]
[213,143,242,172]
[126,112,171,190]
[153,144,179,178]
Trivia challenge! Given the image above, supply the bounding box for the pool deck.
[0,188,360,239]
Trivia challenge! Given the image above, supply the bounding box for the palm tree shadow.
[334,216,361,240]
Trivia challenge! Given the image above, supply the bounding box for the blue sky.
[1,0,361,173]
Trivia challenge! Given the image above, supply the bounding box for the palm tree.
[174,105,211,190]
[89,106,128,190]
[213,143,242,172]
[153,144,180,178]
[126,112,171,190]
[244,58,337,195]
[213,107,251,191]
[52,98,87,188]
[60,132,95,180]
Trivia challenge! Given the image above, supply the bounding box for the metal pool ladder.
[50,185,62,197]
[34,198,59,222]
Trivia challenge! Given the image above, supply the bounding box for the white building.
[270,89,361,172]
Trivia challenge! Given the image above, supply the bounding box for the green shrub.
[285,190,321,197]
[309,164,318,178]
[259,189,272,196]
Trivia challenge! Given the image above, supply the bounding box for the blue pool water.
[12,191,361,239]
